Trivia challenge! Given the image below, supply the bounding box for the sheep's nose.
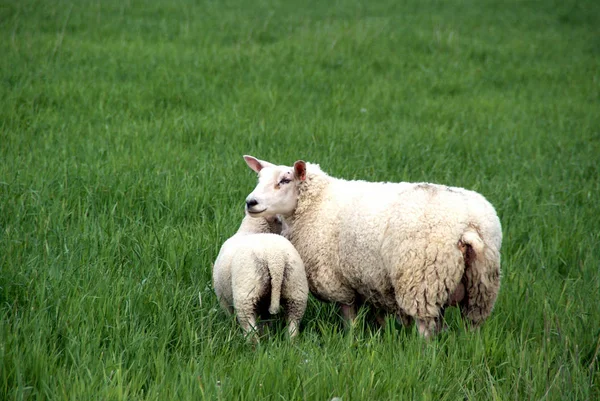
[246,199,258,208]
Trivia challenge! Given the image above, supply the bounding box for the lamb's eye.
[279,178,291,185]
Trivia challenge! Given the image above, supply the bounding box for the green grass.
[1,0,599,399]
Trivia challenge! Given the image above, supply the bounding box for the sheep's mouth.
[247,208,267,215]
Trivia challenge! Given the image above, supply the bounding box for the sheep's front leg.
[340,303,357,329]
[396,311,413,328]
[375,310,387,327]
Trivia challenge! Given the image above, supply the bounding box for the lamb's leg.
[238,313,259,343]
[216,294,234,315]
[287,319,300,339]
[284,298,307,340]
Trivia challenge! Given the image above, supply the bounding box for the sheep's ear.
[294,160,306,181]
[243,155,273,173]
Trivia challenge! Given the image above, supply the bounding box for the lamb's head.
[243,155,306,218]
[237,214,283,235]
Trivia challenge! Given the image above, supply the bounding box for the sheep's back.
[308,179,500,306]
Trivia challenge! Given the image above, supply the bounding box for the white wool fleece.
[212,215,308,339]
[244,157,502,338]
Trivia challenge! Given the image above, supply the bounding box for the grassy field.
[1,0,599,399]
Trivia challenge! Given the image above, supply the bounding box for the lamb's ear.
[294,160,306,181]
[243,155,274,173]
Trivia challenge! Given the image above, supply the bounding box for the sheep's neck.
[291,172,331,220]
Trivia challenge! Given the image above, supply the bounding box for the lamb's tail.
[459,228,501,327]
[267,255,286,315]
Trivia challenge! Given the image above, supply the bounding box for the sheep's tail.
[267,256,286,315]
[459,228,501,327]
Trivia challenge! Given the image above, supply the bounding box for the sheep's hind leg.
[435,307,449,333]
[416,318,438,339]
[416,301,447,338]
[396,311,413,328]
[374,309,411,328]
[395,291,443,339]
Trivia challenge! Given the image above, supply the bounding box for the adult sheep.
[213,213,309,340]
[243,155,502,338]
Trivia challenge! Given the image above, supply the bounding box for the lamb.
[243,155,502,338]
[212,213,309,340]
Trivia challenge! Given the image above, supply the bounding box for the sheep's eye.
[279,178,292,185]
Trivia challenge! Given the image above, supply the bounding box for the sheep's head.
[243,155,306,218]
